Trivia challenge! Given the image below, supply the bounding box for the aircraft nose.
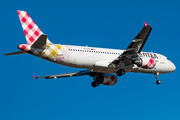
[172,63,176,71]
[169,62,176,72]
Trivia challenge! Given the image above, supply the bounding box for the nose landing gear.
[156,80,161,84]
[154,72,161,85]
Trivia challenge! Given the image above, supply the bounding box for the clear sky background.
[1,0,179,120]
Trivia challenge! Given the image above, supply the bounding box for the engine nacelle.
[133,57,156,69]
[95,74,118,86]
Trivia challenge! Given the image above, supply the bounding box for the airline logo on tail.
[17,10,52,51]
[17,10,42,44]
[16,10,69,62]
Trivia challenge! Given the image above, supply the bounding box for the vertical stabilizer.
[17,10,52,45]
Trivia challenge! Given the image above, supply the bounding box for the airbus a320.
[5,10,176,87]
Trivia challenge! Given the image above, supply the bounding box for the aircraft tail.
[5,34,48,56]
[17,10,52,45]
[4,11,53,56]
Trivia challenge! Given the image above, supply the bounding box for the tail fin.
[17,10,52,45]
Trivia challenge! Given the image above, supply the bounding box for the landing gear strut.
[116,69,125,76]
[154,72,161,85]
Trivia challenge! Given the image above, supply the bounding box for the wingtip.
[143,21,149,27]
[33,75,38,80]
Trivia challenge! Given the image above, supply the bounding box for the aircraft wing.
[112,22,152,65]
[34,70,93,80]
[125,22,152,54]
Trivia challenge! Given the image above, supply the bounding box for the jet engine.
[101,74,117,85]
[92,74,118,87]
[133,57,156,69]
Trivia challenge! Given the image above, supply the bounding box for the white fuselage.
[37,44,175,74]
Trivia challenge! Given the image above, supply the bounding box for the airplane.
[5,10,176,87]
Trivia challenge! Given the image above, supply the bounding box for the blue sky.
[1,0,180,120]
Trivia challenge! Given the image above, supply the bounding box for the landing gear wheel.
[91,82,96,87]
[120,69,125,75]
[156,80,161,85]
[91,81,100,88]
[154,72,161,85]
[116,69,125,76]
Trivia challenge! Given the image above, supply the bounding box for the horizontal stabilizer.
[31,34,47,49]
[4,51,27,56]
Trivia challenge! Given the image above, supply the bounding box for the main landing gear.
[154,72,161,85]
[91,75,104,88]
[116,69,125,76]
[91,81,100,88]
